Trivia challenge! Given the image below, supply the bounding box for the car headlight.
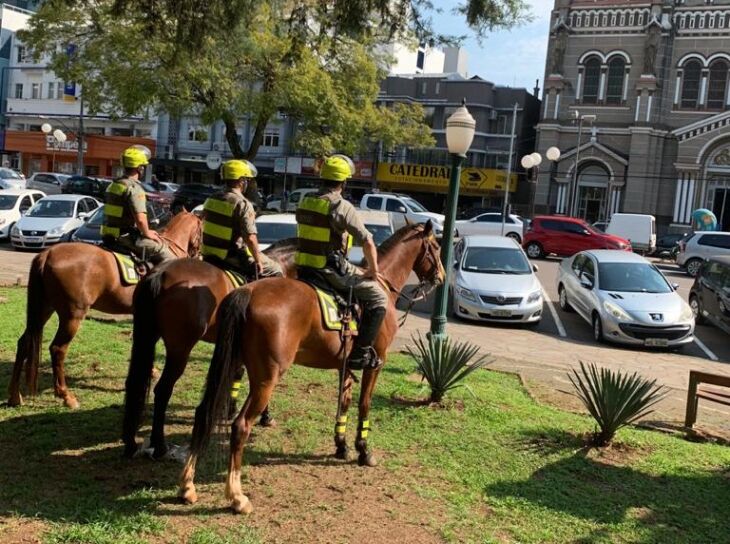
[48,226,65,235]
[527,290,542,303]
[603,300,632,321]
[456,286,477,302]
[680,303,694,322]
[11,224,20,235]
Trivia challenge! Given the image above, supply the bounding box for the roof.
[462,235,522,249]
[534,215,584,223]
[584,249,648,263]
[257,213,296,223]
[257,209,392,226]
[0,188,45,196]
[41,194,95,201]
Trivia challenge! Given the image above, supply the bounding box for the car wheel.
[558,285,574,313]
[685,258,703,278]
[506,232,521,243]
[592,313,604,343]
[526,242,543,259]
[689,295,704,325]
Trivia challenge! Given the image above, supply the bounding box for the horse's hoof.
[258,416,277,428]
[358,452,377,467]
[231,495,253,515]
[64,396,80,410]
[179,485,198,505]
[335,447,349,461]
[7,393,22,407]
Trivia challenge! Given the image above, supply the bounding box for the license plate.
[23,237,42,243]
[492,309,512,317]
[645,338,669,347]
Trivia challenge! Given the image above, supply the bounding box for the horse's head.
[412,220,445,289]
[160,210,202,258]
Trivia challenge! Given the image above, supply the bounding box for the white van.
[360,192,444,235]
[606,213,656,253]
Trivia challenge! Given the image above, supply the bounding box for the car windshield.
[0,169,21,179]
[0,195,19,209]
[403,197,426,213]
[598,263,671,293]
[88,207,105,226]
[462,247,532,274]
[27,200,74,217]
[140,182,157,192]
[256,222,297,244]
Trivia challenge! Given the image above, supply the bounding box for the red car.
[523,215,631,258]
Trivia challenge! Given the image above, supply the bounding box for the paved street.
[0,243,34,286]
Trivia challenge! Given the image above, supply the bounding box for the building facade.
[535,0,730,231]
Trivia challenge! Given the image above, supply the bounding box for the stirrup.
[348,346,381,371]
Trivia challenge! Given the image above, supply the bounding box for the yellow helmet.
[121,146,150,168]
[222,159,257,181]
[320,155,354,182]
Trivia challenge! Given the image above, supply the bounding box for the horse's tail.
[189,288,251,457]
[122,268,164,452]
[19,251,49,395]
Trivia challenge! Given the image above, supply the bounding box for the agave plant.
[568,362,667,447]
[406,332,490,403]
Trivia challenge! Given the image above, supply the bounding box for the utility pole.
[76,96,84,175]
[501,102,518,236]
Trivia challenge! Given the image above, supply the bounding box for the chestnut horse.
[179,222,444,513]
[121,241,297,460]
[8,211,202,409]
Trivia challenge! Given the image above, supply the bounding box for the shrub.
[406,332,490,403]
[569,362,667,447]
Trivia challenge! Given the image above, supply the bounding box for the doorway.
[712,188,730,231]
[577,186,607,223]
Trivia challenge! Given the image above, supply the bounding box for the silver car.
[0,167,26,190]
[676,231,730,277]
[26,172,70,195]
[451,235,543,324]
[557,250,694,347]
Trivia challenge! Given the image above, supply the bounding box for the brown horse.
[121,241,297,459]
[178,222,444,513]
[8,211,202,409]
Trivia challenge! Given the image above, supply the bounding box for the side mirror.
[397,206,407,214]
[580,277,593,289]
[532,264,539,273]
[582,229,591,236]
[78,212,89,220]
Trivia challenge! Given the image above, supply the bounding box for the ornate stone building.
[535,0,730,231]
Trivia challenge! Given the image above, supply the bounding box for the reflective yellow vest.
[101,178,135,240]
[295,196,352,269]
[201,194,253,260]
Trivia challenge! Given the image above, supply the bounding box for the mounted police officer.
[101,146,174,263]
[200,159,282,278]
[295,155,388,370]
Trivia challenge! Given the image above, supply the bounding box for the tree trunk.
[222,113,245,159]
[244,114,270,161]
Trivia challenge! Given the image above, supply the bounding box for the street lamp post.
[568,112,596,217]
[41,123,67,172]
[522,147,561,218]
[429,100,476,340]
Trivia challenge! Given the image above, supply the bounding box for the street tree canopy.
[21,0,529,160]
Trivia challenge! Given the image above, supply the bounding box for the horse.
[178,221,444,513]
[121,240,297,460]
[8,211,202,409]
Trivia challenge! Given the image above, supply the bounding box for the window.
[86,198,99,211]
[31,83,40,99]
[581,257,596,283]
[435,82,440,95]
[262,128,280,147]
[187,125,209,142]
[707,60,729,110]
[605,57,626,105]
[111,127,132,136]
[541,219,565,231]
[365,196,382,210]
[442,107,458,129]
[563,222,590,235]
[416,50,425,70]
[572,254,586,275]
[16,45,26,63]
[698,233,730,249]
[18,196,33,213]
[582,57,602,104]
[681,60,702,109]
[56,81,63,100]
[47,82,55,99]
[14,83,23,99]
[385,198,406,212]
[422,106,435,127]
[476,214,501,223]
[420,81,427,94]
[704,262,729,287]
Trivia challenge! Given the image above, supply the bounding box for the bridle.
[159,213,202,258]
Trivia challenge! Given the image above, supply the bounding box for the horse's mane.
[377,223,423,256]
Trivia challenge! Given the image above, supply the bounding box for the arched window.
[707,60,729,110]
[582,57,602,104]
[681,60,702,109]
[605,57,626,104]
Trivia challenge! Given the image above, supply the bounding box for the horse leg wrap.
[356,420,376,467]
[334,415,348,459]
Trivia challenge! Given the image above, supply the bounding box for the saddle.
[202,256,250,289]
[297,268,359,333]
[102,243,152,285]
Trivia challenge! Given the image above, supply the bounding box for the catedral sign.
[377,163,517,195]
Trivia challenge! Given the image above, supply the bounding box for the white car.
[26,172,71,195]
[556,250,694,347]
[451,235,543,324]
[0,168,26,190]
[454,213,524,242]
[0,189,46,239]
[11,194,101,250]
[156,182,179,193]
[266,188,318,212]
[360,192,444,236]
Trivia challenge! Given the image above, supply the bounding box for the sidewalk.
[393,311,730,436]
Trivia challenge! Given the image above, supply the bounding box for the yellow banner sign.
[376,163,517,195]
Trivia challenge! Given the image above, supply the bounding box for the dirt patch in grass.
[0,518,44,544]
[587,441,654,466]
[522,378,585,414]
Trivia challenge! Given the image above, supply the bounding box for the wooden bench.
[685,370,730,428]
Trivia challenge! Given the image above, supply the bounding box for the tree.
[20,0,528,160]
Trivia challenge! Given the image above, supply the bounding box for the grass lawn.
[0,286,729,543]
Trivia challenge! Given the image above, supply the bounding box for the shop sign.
[274,157,303,174]
[45,135,87,152]
[376,162,517,193]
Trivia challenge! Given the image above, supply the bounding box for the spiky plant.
[568,362,667,447]
[406,332,490,403]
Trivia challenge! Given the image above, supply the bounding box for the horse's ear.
[423,220,433,235]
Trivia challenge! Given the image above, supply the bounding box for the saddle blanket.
[223,269,247,289]
[113,252,141,285]
[315,288,358,332]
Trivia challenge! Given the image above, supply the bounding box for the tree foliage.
[20,0,528,160]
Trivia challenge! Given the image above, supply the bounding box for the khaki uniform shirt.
[208,188,257,243]
[316,189,372,248]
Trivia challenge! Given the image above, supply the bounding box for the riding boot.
[348,307,386,371]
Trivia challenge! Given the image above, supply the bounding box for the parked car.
[348,210,397,265]
[138,181,173,208]
[451,235,543,324]
[0,189,46,239]
[689,256,730,334]
[360,193,444,235]
[266,188,318,212]
[523,215,631,259]
[557,250,694,347]
[454,213,524,242]
[0,167,26,190]
[69,202,170,245]
[26,172,70,195]
[62,175,110,200]
[653,232,687,259]
[157,182,180,193]
[606,213,656,254]
[591,221,608,232]
[676,231,730,277]
[456,206,501,220]
[11,194,100,249]
[171,183,219,213]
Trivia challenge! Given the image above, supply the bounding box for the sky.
[430,0,555,91]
